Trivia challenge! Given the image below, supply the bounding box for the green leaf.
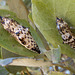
[0,46,2,58]
[0,66,9,75]
[51,46,61,63]
[1,48,24,58]
[32,0,75,58]
[28,12,33,23]
[1,48,27,74]
[0,9,45,56]
[28,12,50,50]
[7,0,29,21]
[44,46,61,63]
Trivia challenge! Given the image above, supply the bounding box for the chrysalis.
[56,17,75,49]
[0,16,40,54]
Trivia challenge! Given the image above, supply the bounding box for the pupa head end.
[0,16,2,20]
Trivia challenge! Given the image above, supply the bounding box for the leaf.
[1,48,27,74]
[32,0,75,58]
[0,0,9,10]
[51,46,61,63]
[0,57,51,67]
[28,12,50,50]
[28,12,33,23]
[48,71,68,75]
[0,66,9,75]
[0,46,2,58]
[7,0,29,21]
[1,48,23,58]
[0,9,45,56]
[44,46,61,63]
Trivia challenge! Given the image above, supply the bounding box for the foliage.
[0,0,75,75]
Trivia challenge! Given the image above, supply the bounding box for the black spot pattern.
[0,16,41,54]
[56,17,75,49]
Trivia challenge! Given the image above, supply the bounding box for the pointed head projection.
[56,17,63,23]
[0,16,5,24]
[0,16,2,20]
[56,17,67,30]
[56,17,61,30]
[0,16,3,24]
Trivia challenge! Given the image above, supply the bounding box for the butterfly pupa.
[0,16,41,54]
[56,17,75,49]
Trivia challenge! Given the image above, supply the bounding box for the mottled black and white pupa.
[56,17,75,49]
[0,16,40,54]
